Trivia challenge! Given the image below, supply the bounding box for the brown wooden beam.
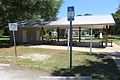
[57,27,59,41]
[41,27,44,41]
[105,25,109,47]
[79,27,81,42]
[103,26,105,40]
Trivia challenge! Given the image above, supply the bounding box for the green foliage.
[83,13,92,16]
[0,0,63,29]
[110,5,120,35]
[0,30,4,36]
[77,13,92,16]
[44,33,49,41]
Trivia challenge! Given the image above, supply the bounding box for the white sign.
[9,23,17,31]
[67,12,75,18]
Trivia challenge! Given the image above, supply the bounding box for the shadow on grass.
[52,54,120,80]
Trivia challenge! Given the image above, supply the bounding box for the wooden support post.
[79,27,81,42]
[57,27,59,41]
[102,26,105,46]
[105,25,108,47]
[41,27,44,41]
[103,26,105,40]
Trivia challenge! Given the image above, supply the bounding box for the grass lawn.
[0,36,10,40]
[0,36,10,43]
[0,46,120,80]
[81,39,101,42]
[0,38,10,40]
[109,35,120,46]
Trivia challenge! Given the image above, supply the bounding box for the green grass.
[81,39,101,42]
[0,36,10,40]
[0,38,10,40]
[0,36,10,43]
[0,46,120,80]
[108,35,120,45]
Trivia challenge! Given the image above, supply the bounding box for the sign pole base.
[13,31,17,57]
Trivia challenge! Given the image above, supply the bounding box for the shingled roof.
[16,19,49,28]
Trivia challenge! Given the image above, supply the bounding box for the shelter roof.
[47,14,115,29]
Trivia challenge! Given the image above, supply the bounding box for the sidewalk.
[29,43,117,53]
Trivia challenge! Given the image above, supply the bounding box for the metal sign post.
[67,28,70,51]
[67,6,75,70]
[69,21,73,70]
[12,30,17,57]
[9,23,18,57]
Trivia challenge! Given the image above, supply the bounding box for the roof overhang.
[45,14,115,29]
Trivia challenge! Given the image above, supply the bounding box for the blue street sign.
[67,6,75,21]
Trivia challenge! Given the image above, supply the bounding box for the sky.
[57,0,120,17]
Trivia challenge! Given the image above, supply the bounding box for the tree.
[77,13,92,16]
[110,5,120,35]
[0,0,63,29]
[77,14,82,16]
[84,13,92,16]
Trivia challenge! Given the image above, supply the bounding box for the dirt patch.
[19,53,51,61]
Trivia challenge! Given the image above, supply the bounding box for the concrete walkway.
[29,43,119,53]
[29,43,120,71]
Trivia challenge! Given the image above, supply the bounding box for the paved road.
[0,64,51,80]
[0,64,92,80]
